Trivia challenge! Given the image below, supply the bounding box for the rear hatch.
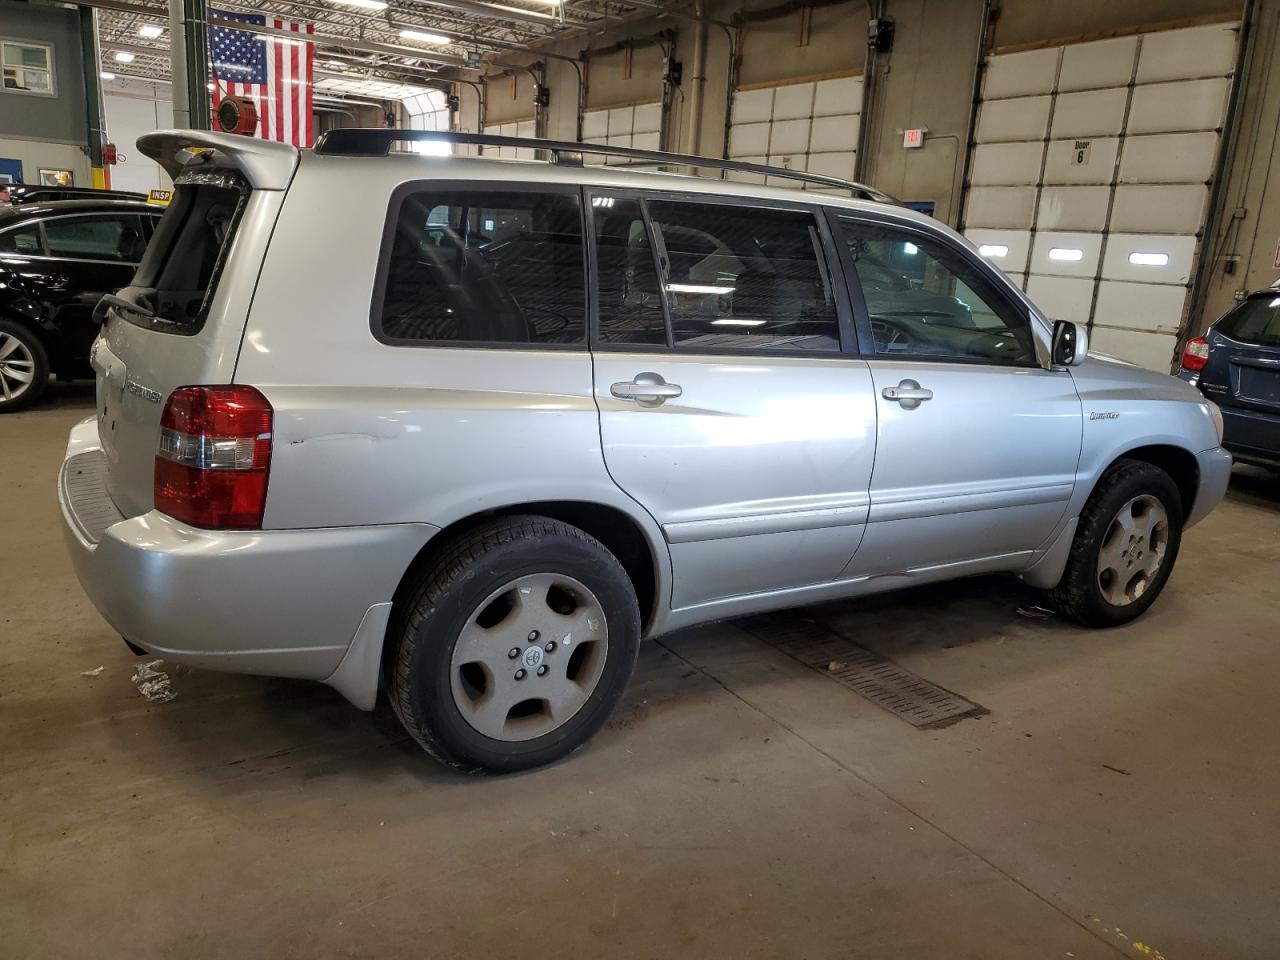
[1201,292,1280,415]
[92,131,296,517]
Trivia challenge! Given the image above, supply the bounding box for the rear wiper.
[93,293,155,324]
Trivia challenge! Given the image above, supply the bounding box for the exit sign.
[903,128,925,149]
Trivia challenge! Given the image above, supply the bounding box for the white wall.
[0,135,90,185]
[102,78,172,194]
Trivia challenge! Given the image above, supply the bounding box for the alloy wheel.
[0,332,36,404]
[1096,494,1169,607]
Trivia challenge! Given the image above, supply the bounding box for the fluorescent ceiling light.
[978,243,1008,258]
[903,242,918,255]
[138,24,164,38]
[521,0,562,4]
[399,29,452,45]
[712,318,765,327]
[113,51,135,63]
[666,283,735,295]
[1048,247,1084,262]
[1128,251,1170,267]
[100,71,115,80]
[333,0,388,7]
[591,196,615,208]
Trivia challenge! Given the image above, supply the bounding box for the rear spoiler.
[137,130,299,191]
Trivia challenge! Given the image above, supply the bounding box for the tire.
[0,319,50,413]
[1050,459,1184,627]
[388,515,641,774]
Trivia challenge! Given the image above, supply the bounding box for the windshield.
[1218,295,1280,348]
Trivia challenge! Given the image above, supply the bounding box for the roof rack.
[311,129,897,203]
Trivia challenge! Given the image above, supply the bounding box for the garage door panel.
[1127,78,1231,135]
[983,48,1059,99]
[810,115,858,153]
[731,87,774,124]
[632,131,661,152]
[607,107,634,135]
[970,141,1044,186]
[1119,132,1218,183]
[1026,275,1095,325]
[1094,281,1189,335]
[975,95,1050,143]
[1050,88,1127,138]
[805,151,855,180]
[964,228,1031,273]
[1058,36,1138,92]
[770,118,811,154]
[1089,325,1179,369]
[1110,184,1208,234]
[1101,233,1196,284]
[725,155,767,182]
[813,75,862,116]
[1036,186,1110,232]
[1136,23,1239,84]
[772,82,815,120]
[766,153,807,187]
[728,122,770,158]
[1030,231,1103,278]
[633,102,662,134]
[1043,137,1118,185]
[964,186,1037,229]
[582,110,608,139]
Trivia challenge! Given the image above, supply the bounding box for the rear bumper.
[1220,404,1280,468]
[1188,445,1233,528]
[59,416,433,707]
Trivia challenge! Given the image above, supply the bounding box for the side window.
[593,197,667,345]
[378,189,585,346]
[0,225,43,255]
[837,218,1036,365]
[647,201,841,352]
[43,215,146,262]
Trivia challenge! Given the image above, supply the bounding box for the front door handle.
[882,379,933,410]
[611,372,682,407]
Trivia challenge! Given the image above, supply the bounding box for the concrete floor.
[4,386,1279,960]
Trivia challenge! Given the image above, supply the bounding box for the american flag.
[210,11,314,147]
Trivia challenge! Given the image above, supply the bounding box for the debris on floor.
[132,660,177,703]
[1016,604,1056,620]
[79,666,104,678]
[826,660,848,672]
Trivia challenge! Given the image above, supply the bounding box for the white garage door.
[962,22,1239,370]
[103,87,173,194]
[481,118,537,159]
[580,101,662,164]
[726,74,862,188]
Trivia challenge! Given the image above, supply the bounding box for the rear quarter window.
[374,186,586,347]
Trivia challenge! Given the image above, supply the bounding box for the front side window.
[649,200,840,352]
[44,215,147,262]
[378,189,585,346]
[838,218,1035,365]
[0,224,43,255]
[2,40,54,96]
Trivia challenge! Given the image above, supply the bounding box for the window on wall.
[2,40,55,96]
[837,218,1035,365]
[377,189,586,346]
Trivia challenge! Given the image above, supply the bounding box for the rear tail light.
[1181,336,1210,372]
[155,386,273,529]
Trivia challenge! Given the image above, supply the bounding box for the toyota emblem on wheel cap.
[522,646,544,669]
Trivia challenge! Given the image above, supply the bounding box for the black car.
[4,184,149,205]
[0,200,161,411]
[1179,286,1280,469]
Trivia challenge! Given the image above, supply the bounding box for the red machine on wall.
[215,96,258,136]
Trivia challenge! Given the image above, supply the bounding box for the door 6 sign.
[1070,140,1091,166]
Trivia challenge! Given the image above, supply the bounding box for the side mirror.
[1051,319,1088,367]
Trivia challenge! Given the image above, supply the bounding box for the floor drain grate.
[740,614,987,729]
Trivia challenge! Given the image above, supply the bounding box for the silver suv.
[59,129,1231,773]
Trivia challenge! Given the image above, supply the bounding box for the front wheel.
[388,516,641,773]
[0,320,49,413]
[1050,460,1184,627]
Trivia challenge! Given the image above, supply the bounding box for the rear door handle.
[882,379,933,410]
[610,372,682,407]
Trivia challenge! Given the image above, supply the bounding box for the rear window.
[375,188,586,347]
[1218,295,1280,348]
[122,170,249,333]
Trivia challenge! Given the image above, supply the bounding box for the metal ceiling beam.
[404,0,561,28]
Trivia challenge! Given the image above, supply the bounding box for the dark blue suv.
[1180,287,1280,470]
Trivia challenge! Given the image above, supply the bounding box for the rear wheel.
[0,320,49,413]
[1050,460,1184,627]
[388,516,641,773]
